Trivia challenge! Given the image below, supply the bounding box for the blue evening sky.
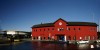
[0,0,100,31]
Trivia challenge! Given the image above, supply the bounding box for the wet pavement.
[0,41,100,50]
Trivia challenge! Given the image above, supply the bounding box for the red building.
[32,18,98,41]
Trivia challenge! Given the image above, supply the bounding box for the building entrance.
[56,35,64,41]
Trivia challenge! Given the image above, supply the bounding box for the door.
[57,35,64,41]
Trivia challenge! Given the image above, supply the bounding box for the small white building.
[3,30,28,35]
[6,30,16,35]
[2,30,31,38]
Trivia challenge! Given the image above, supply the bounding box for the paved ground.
[0,41,100,50]
[32,41,100,50]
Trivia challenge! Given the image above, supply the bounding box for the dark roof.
[67,22,98,26]
[32,22,97,28]
[32,23,54,28]
[32,18,98,28]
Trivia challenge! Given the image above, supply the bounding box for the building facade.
[32,18,98,41]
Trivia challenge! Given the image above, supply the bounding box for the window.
[88,36,90,40]
[39,29,41,31]
[90,28,92,31]
[84,36,87,40]
[68,36,71,40]
[93,36,94,40]
[67,27,68,30]
[74,28,75,30]
[94,28,95,30]
[41,37,42,40]
[52,36,54,40]
[52,28,54,30]
[69,28,70,30]
[80,37,82,40]
[90,28,95,31]
[36,29,37,32]
[73,36,76,40]
[48,37,50,40]
[58,28,64,31]
[67,27,70,30]
[58,28,59,31]
[78,28,80,30]
[44,37,45,39]
[33,37,35,39]
[37,37,38,39]
[44,29,45,31]
[61,28,63,31]
[48,28,49,31]
[59,28,62,31]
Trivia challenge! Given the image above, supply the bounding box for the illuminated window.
[80,37,82,40]
[58,28,59,31]
[62,28,64,30]
[58,28,64,31]
[88,36,90,40]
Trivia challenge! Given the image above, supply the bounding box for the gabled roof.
[32,18,98,28]
[54,18,67,24]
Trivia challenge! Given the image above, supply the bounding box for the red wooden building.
[32,18,98,41]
